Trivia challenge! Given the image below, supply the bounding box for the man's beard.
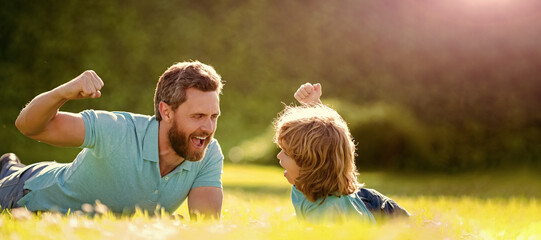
[168,121,212,162]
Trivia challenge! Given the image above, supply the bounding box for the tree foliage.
[1,0,540,170]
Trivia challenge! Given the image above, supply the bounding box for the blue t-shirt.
[291,185,376,224]
[18,110,224,213]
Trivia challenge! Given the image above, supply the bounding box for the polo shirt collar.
[174,160,193,173]
[142,117,159,163]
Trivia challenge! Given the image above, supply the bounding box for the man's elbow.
[15,116,29,136]
[189,200,222,221]
[15,116,39,139]
[189,208,221,222]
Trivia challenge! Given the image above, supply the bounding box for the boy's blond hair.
[273,105,361,202]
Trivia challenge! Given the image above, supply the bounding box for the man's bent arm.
[15,70,104,147]
[187,186,223,221]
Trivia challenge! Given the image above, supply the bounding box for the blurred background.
[1,0,540,172]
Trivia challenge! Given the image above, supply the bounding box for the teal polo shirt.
[291,185,376,224]
[18,110,223,213]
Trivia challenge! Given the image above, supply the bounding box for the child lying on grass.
[273,83,409,224]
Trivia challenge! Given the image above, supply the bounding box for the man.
[0,61,224,219]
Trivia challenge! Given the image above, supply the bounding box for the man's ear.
[159,101,174,122]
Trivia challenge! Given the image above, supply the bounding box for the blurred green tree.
[1,0,540,170]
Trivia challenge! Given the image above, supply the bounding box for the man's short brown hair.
[154,61,224,121]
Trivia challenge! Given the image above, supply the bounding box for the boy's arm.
[15,70,104,147]
[294,83,322,105]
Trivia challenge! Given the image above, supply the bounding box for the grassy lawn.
[2,164,541,239]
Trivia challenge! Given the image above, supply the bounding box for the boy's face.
[277,149,300,185]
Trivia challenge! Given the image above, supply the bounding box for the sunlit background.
[1,0,540,171]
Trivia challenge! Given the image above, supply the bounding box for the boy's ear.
[159,101,174,122]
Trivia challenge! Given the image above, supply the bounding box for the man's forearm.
[187,186,223,221]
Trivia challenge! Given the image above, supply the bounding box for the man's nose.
[201,118,215,133]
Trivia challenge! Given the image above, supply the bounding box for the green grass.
[2,164,541,239]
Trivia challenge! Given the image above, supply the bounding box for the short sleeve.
[80,110,97,149]
[79,110,128,158]
[191,139,224,188]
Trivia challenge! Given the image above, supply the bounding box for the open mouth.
[191,136,207,149]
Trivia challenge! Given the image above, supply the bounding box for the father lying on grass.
[0,61,224,219]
